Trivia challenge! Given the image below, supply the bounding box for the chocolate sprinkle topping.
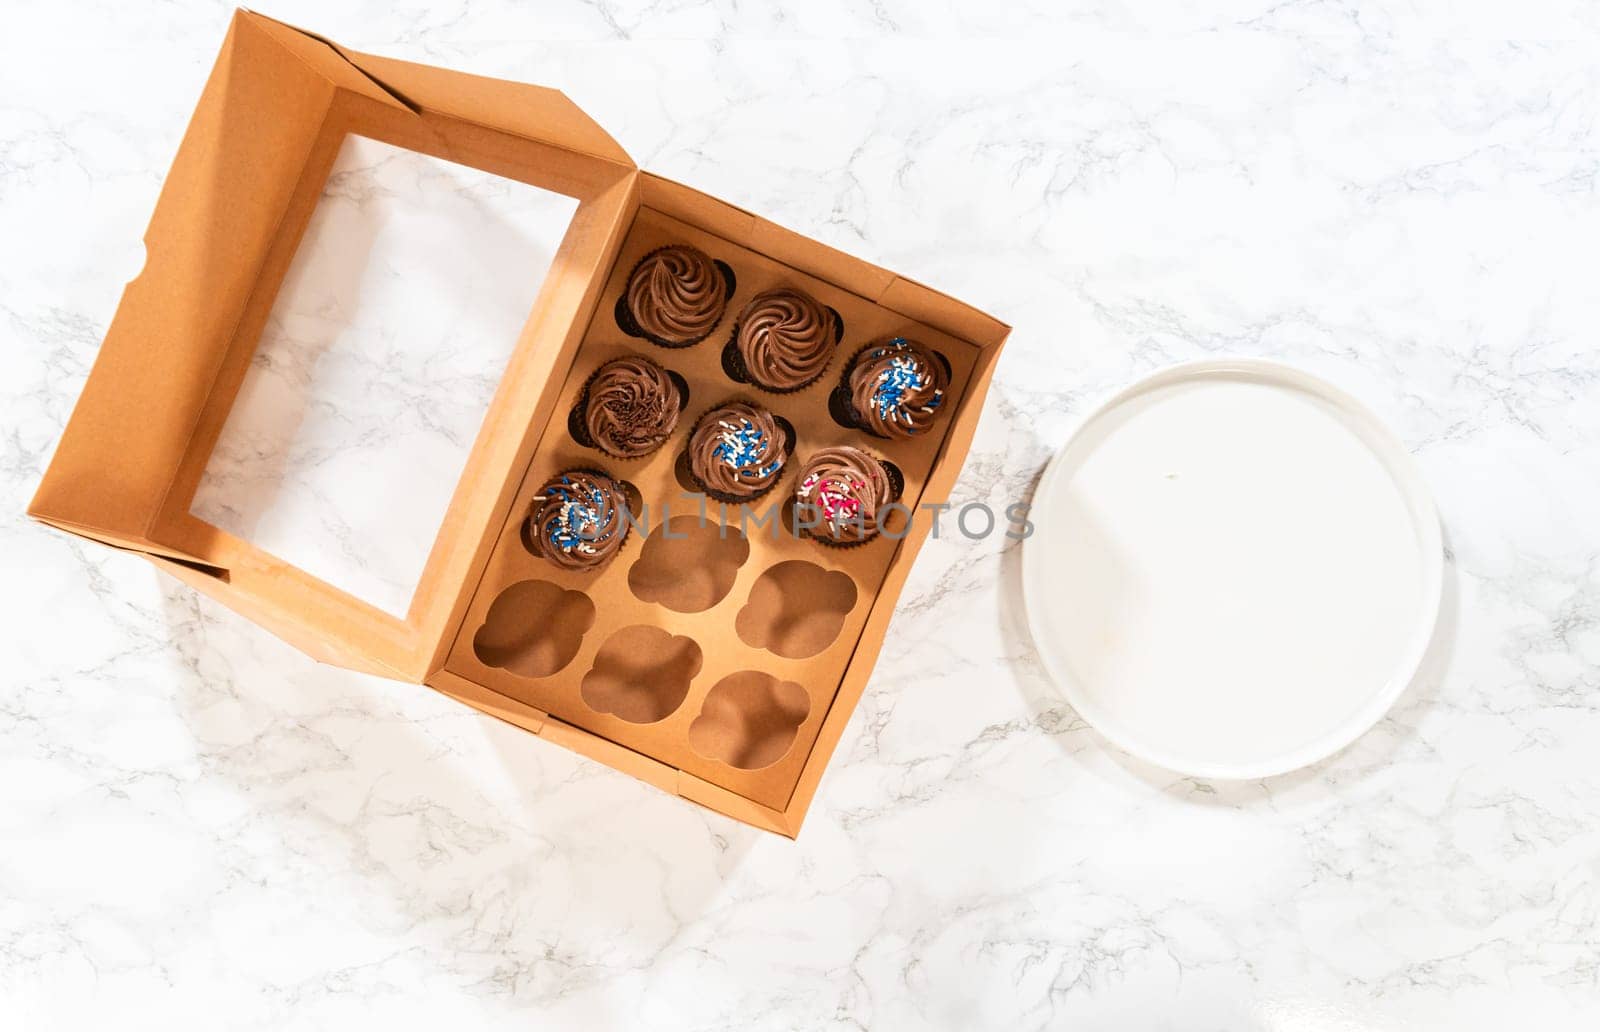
[583,356,681,458]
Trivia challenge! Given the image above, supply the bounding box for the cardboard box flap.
[339,49,633,169]
[31,514,227,571]
[149,546,419,681]
[29,9,422,558]
[244,11,419,115]
[879,275,1011,349]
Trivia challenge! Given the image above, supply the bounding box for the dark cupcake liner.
[614,246,737,350]
[522,466,637,571]
[720,300,845,395]
[880,457,906,501]
[680,403,796,506]
[792,452,904,549]
[831,339,953,439]
[568,353,690,460]
[803,524,876,549]
[795,494,877,548]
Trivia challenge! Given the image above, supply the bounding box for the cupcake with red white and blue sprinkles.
[793,446,903,547]
[840,336,950,440]
[685,400,792,504]
[526,469,631,573]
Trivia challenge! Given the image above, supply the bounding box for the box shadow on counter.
[156,576,759,937]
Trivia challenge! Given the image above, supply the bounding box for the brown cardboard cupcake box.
[28,9,1009,837]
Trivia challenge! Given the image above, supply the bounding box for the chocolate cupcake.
[793,446,902,547]
[526,469,631,573]
[685,401,791,503]
[841,336,950,440]
[577,355,683,459]
[727,287,840,393]
[619,245,731,348]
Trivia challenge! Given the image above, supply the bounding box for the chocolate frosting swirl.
[527,470,629,572]
[686,401,789,500]
[795,446,895,544]
[583,356,681,458]
[734,287,838,391]
[624,245,729,346]
[847,336,950,439]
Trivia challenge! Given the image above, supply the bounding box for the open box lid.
[30,9,641,680]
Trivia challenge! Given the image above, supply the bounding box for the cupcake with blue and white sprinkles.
[843,336,950,440]
[527,469,631,572]
[685,400,792,503]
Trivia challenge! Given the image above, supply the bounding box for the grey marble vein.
[3,1,1600,1028]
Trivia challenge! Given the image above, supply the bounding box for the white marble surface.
[4,1,1600,1028]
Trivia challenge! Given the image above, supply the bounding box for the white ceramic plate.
[1022,359,1442,779]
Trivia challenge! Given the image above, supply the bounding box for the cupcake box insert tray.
[29,10,1009,836]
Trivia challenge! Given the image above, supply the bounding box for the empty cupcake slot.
[629,514,750,612]
[581,625,702,724]
[736,560,857,659]
[473,579,595,677]
[688,670,810,771]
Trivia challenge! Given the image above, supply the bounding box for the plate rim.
[1021,357,1444,780]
